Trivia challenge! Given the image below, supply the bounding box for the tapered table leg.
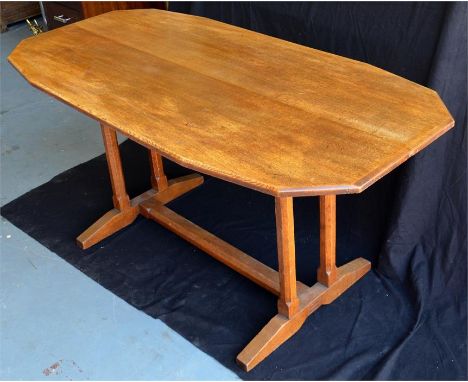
[149,149,168,191]
[317,195,338,287]
[275,197,300,317]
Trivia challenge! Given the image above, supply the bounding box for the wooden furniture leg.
[317,195,338,287]
[236,195,370,371]
[77,124,136,249]
[275,197,300,318]
[149,149,168,191]
[76,123,204,249]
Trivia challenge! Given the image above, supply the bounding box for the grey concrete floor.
[0,23,239,380]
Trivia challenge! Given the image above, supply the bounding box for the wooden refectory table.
[9,10,454,371]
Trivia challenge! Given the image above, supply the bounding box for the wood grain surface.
[8,9,454,197]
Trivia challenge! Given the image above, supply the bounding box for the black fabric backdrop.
[2,2,466,380]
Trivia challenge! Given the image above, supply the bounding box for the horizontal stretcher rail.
[139,199,309,296]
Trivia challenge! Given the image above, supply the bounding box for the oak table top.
[9,9,454,197]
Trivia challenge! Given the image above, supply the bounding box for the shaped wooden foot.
[76,207,138,249]
[236,258,370,371]
[77,173,204,249]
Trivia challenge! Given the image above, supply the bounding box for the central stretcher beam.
[139,198,309,296]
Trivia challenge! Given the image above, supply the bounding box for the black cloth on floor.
[2,2,466,380]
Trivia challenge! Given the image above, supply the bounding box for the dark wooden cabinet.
[42,2,83,30]
[42,1,165,30]
[0,2,41,32]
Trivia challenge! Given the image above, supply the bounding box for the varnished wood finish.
[8,10,454,197]
[275,197,300,318]
[76,123,134,248]
[317,195,338,286]
[76,206,137,249]
[77,124,204,250]
[77,173,204,249]
[101,124,131,210]
[140,199,309,296]
[8,10,454,371]
[77,172,204,249]
[139,193,369,370]
[236,257,371,371]
[149,150,168,191]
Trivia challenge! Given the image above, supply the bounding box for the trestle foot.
[236,258,370,371]
[76,173,204,249]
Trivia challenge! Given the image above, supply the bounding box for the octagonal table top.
[8,9,454,197]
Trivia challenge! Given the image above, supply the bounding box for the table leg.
[76,123,204,249]
[149,150,168,191]
[76,124,137,249]
[275,197,299,318]
[317,195,338,286]
[236,194,370,371]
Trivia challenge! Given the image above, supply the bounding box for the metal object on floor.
[26,18,43,35]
